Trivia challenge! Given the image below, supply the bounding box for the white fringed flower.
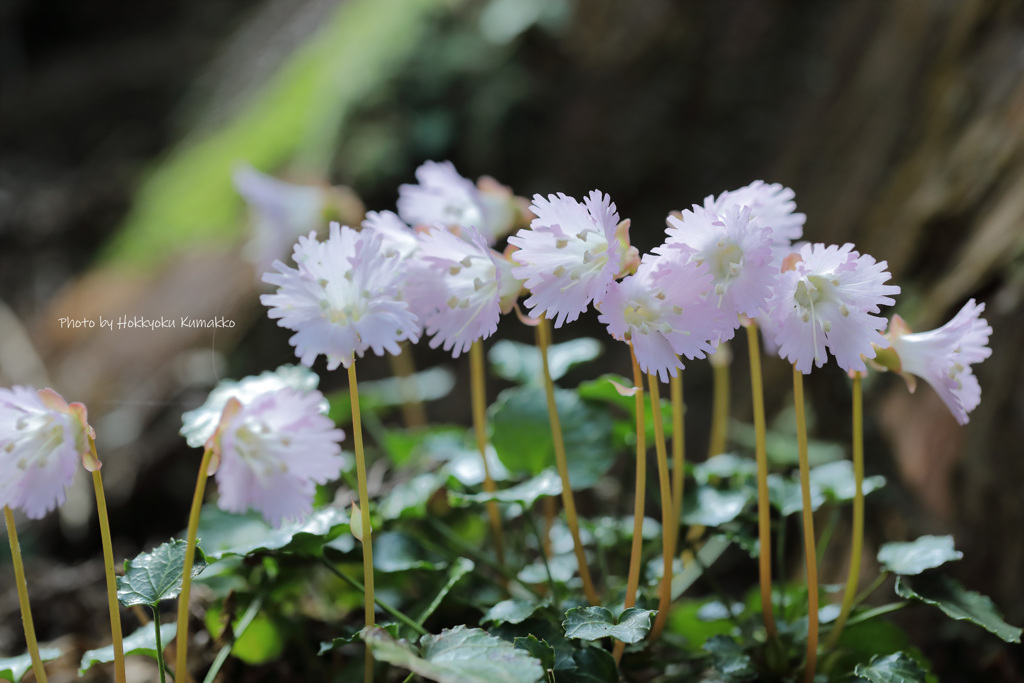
[705,180,806,246]
[509,190,630,327]
[407,226,521,357]
[884,299,992,425]
[599,245,725,381]
[771,243,899,374]
[663,204,776,322]
[397,160,514,245]
[362,210,419,260]
[0,387,97,519]
[205,387,345,528]
[261,223,420,370]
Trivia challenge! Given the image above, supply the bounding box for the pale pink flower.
[663,204,776,321]
[206,388,345,528]
[509,190,630,327]
[0,387,98,519]
[261,223,420,370]
[598,244,725,381]
[234,165,329,274]
[407,225,522,357]
[362,210,419,260]
[705,180,805,246]
[397,160,514,245]
[771,243,899,374]
[884,299,992,425]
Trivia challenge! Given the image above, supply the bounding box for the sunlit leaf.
[895,573,1022,643]
[681,485,754,526]
[0,648,61,682]
[488,338,602,385]
[449,469,561,508]
[810,460,886,502]
[379,472,448,520]
[196,505,350,560]
[767,473,824,516]
[482,599,547,626]
[364,625,545,683]
[79,623,175,676]
[117,538,207,607]
[702,635,757,682]
[562,607,656,644]
[854,652,928,683]
[878,536,963,576]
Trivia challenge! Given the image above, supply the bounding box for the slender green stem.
[470,341,506,570]
[152,608,167,683]
[747,323,777,637]
[851,572,888,612]
[670,373,684,531]
[176,446,213,680]
[793,366,819,683]
[535,319,599,606]
[4,506,48,683]
[816,505,841,568]
[90,438,126,683]
[424,518,543,598]
[525,512,559,601]
[202,594,265,683]
[348,362,376,683]
[708,343,731,458]
[647,373,674,643]
[401,673,416,683]
[613,346,647,665]
[320,559,428,636]
[827,372,864,649]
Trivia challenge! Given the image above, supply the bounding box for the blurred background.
[2,0,1023,680]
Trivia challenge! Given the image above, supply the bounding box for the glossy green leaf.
[703,635,757,682]
[416,558,474,624]
[577,374,673,445]
[681,485,754,526]
[196,504,350,560]
[482,599,547,626]
[117,538,207,607]
[513,635,555,672]
[562,607,656,644]
[489,385,614,488]
[810,460,886,502]
[854,652,928,683]
[895,573,1022,642]
[374,531,448,573]
[378,471,448,520]
[767,473,824,516]
[0,648,61,682]
[693,453,757,484]
[558,647,619,683]
[79,622,175,676]
[364,625,545,683]
[878,536,963,576]
[450,469,561,509]
[489,338,602,385]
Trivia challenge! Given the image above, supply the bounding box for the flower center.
[708,241,744,285]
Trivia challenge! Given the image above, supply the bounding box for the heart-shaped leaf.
[489,338,602,385]
[79,622,176,676]
[878,536,963,576]
[482,599,546,626]
[196,504,350,560]
[364,625,545,683]
[117,538,207,607]
[854,652,928,682]
[562,607,656,644]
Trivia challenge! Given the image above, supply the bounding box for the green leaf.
[415,558,474,624]
[693,453,757,484]
[810,460,886,502]
[895,573,1022,642]
[117,538,207,607]
[374,531,448,573]
[0,648,61,682]
[489,385,615,488]
[482,599,546,626]
[513,635,555,672]
[450,469,562,509]
[382,426,464,467]
[79,622,176,676]
[562,607,656,644]
[703,635,757,682]
[489,338,602,385]
[854,652,928,682]
[731,420,844,467]
[878,536,963,576]
[364,625,545,683]
[196,504,350,560]
[767,473,824,516]
[558,647,619,683]
[681,485,755,526]
[577,374,673,445]
[378,471,447,521]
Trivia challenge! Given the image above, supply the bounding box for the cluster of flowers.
[0,161,992,528]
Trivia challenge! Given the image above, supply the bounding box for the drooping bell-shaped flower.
[397,160,516,245]
[0,386,98,519]
[705,180,806,246]
[880,299,992,425]
[261,223,421,370]
[201,385,345,528]
[770,243,899,374]
[598,244,726,381]
[509,190,635,327]
[407,225,523,357]
[662,204,777,327]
